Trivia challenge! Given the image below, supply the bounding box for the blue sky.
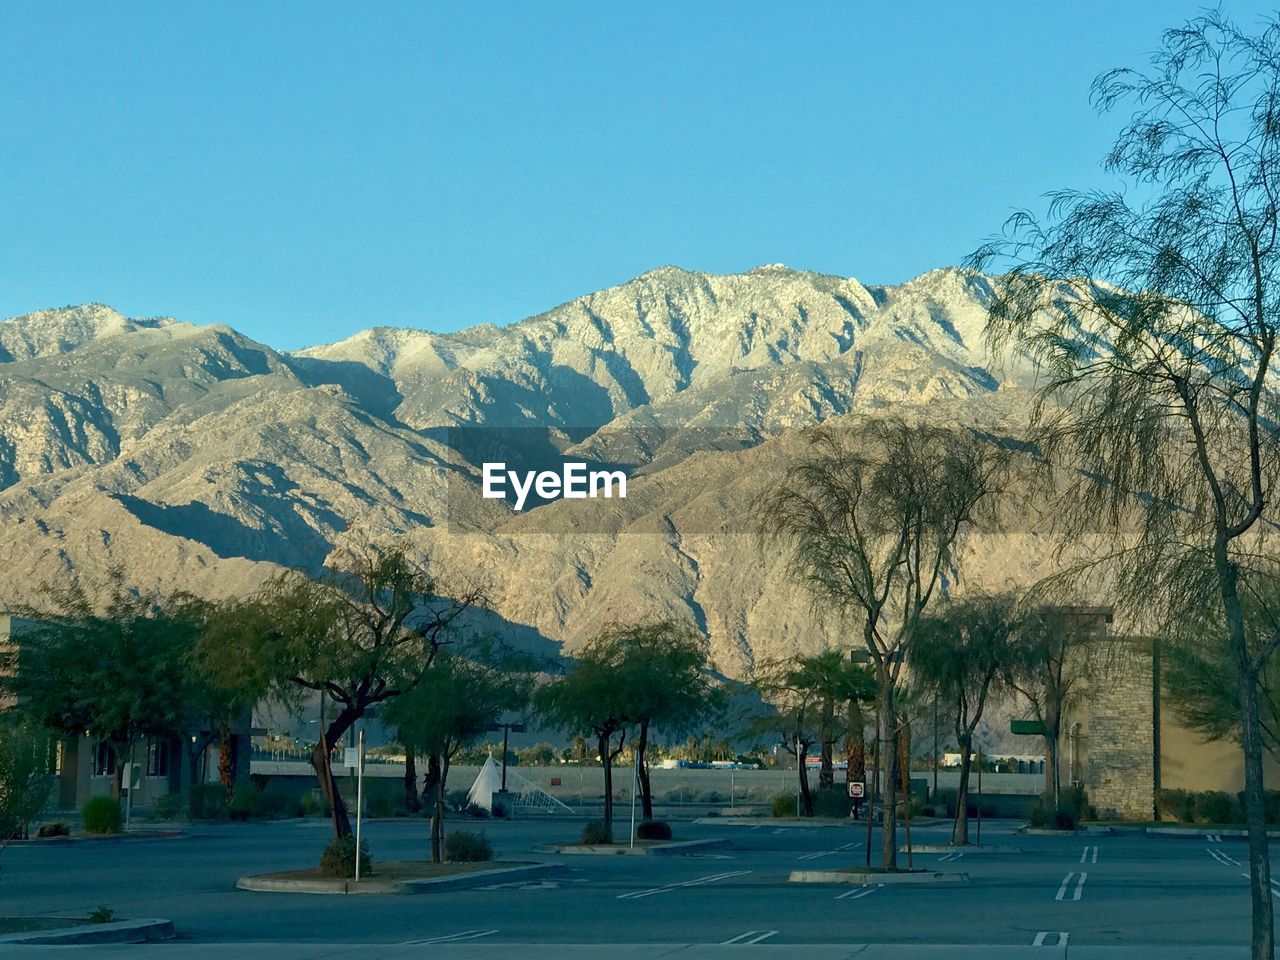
[1,2,1274,349]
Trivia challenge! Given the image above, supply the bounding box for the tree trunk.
[218,729,232,788]
[430,753,452,864]
[421,752,441,809]
[310,727,353,840]
[953,732,973,846]
[899,722,913,869]
[598,730,614,836]
[1222,553,1275,960]
[187,748,202,804]
[880,684,899,870]
[637,719,654,821]
[430,786,445,864]
[819,694,835,790]
[797,740,814,817]
[1043,699,1061,809]
[403,751,421,814]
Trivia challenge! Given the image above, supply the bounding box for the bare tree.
[759,418,1010,868]
[913,593,1020,845]
[970,13,1280,953]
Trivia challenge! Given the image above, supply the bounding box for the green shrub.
[699,790,722,804]
[260,788,302,819]
[188,784,229,820]
[150,793,184,821]
[580,821,612,844]
[445,830,493,862]
[88,906,115,924]
[490,798,509,819]
[229,784,266,821]
[771,793,798,818]
[82,796,122,835]
[299,792,325,818]
[1159,788,1196,823]
[365,788,397,819]
[1053,807,1077,831]
[318,835,371,878]
[354,780,405,820]
[36,821,70,838]
[1028,804,1049,829]
[1195,791,1233,824]
[812,787,851,819]
[636,819,672,841]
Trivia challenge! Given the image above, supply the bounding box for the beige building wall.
[1160,709,1280,794]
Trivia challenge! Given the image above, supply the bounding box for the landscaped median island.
[532,837,727,856]
[905,844,1021,854]
[237,860,561,895]
[530,817,725,855]
[0,915,174,945]
[789,866,970,885]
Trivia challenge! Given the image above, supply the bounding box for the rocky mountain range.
[0,265,1064,678]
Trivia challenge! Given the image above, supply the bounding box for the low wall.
[249,761,1045,806]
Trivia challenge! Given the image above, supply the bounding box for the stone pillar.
[1085,640,1155,820]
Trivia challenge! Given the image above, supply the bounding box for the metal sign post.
[976,747,983,846]
[124,741,137,831]
[354,729,365,882]
[795,733,802,820]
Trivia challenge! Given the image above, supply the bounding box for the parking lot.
[0,813,1269,956]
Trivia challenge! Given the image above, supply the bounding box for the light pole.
[485,720,525,813]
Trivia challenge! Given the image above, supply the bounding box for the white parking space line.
[1080,846,1098,863]
[1054,872,1086,901]
[1208,847,1241,866]
[722,930,778,944]
[1237,872,1280,898]
[938,851,965,862]
[1033,931,1069,947]
[797,842,861,861]
[835,882,885,900]
[401,929,498,944]
[1208,834,1223,842]
[617,870,752,899]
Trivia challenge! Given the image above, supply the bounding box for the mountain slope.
[0,265,1063,675]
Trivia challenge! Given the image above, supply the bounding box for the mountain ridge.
[0,264,1061,677]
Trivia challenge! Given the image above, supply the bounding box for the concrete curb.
[789,869,969,885]
[236,862,559,895]
[10,829,188,845]
[0,918,175,945]
[530,839,726,856]
[904,844,1021,854]
[1144,826,1280,839]
[1018,827,1080,836]
[694,817,848,827]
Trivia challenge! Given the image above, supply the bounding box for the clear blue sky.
[1,2,1275,349]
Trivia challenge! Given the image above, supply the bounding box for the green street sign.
[1010,719,1046,736]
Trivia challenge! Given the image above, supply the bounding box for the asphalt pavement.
[0,813,1272,956]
